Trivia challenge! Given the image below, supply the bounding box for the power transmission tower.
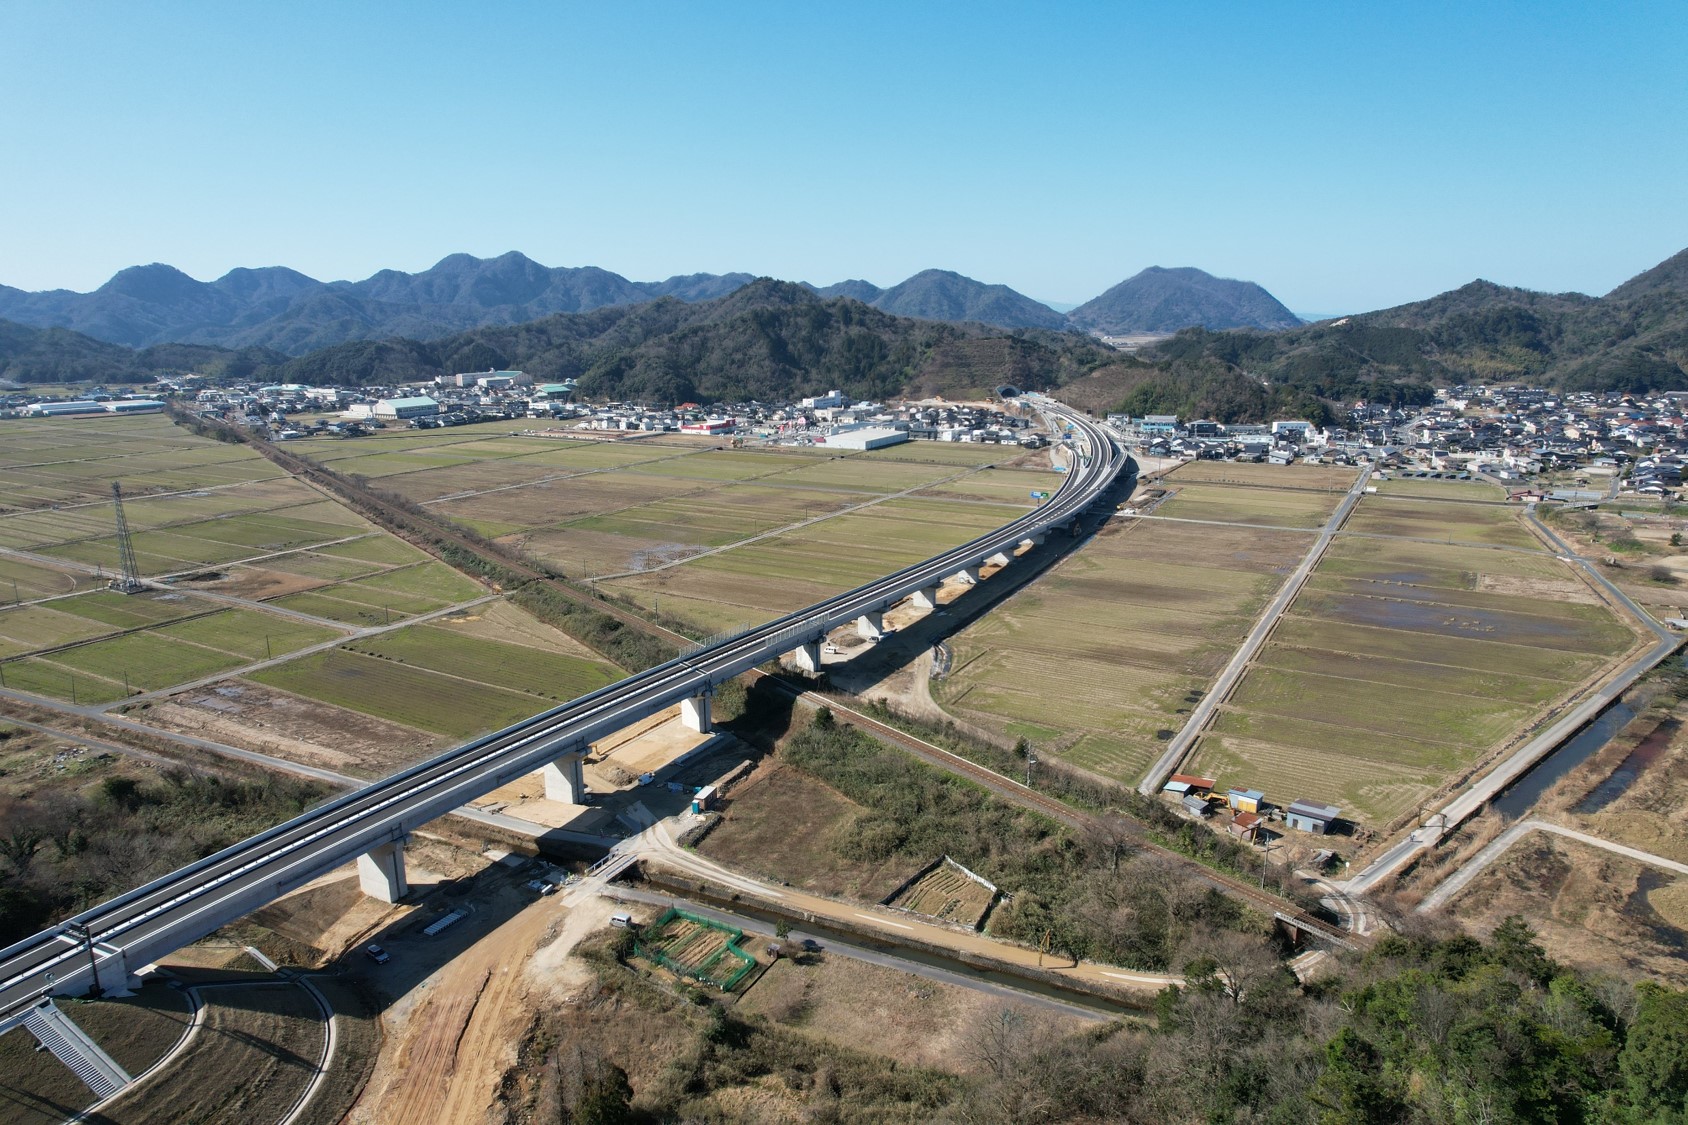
[109,482,145,594]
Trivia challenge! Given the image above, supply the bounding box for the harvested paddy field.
[0,589,352,704]
[1159,460,1359,491]
[282,426,1036,586]
[0,413,283,511]
[1153,480,1346,528]
[605,496,1028,633]
[1186,490,1646,831]
[1447,835,1688,987]
[935,506,1315,783]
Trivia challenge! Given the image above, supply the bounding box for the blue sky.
[2,1,1684,314]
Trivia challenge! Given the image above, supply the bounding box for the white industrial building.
[820,426,908,451]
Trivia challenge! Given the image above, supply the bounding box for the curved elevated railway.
[0,399,1129,1022]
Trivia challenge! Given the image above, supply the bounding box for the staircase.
[22,999,131,1100]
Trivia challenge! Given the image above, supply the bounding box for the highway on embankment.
[0,398,1126,1027]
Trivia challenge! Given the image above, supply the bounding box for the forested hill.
[275,279,1107,403]
[1068,266,1303,334]
[2,280,1113,403]
[1135,246,1688,413]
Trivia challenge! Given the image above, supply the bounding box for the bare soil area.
[737,952,1096,1074]
[177,563,332,602]
[132,680,448,777]
[350,880,600,1124]
[698,762,921,901]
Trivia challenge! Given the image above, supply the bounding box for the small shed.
[1285,799,1342,834]
[1164,773,1216,796]
[1227,811,1262,841]
[1227,787,1265,814]
[1181,794,1211,818]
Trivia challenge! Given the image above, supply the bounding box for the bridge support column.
[909,585,939,611]
[856,611,884,640]
[680,693,712,733]
[358,840,408,903]
[1020,533,1045,549]
[986,550,1012,567]
[953,565,979,585]
[91,943,136,996]
[541,751,588,804]
[792,641,822,674]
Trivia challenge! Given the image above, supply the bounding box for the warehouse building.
[819,426,909,451]
[374,396,440,421]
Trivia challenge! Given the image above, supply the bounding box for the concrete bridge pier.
[985,550,1013,568]
[791,641,822,674]
[92,943,137,996]
[1020,533,1045,549]
[357,839,409,903]
[541,749,588,804]
[856,611,884,640]
[909,585,939,611]
[680,692,712,733]
[953,565,980,585]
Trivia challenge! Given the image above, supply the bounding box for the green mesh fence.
[633,908,758,991]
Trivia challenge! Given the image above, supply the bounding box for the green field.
[343,625,619,701]
[248,648,551,739]
[156,609,345,660]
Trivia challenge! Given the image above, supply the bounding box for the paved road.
[1344,503,1680,894]
[607,884,1121,1022]
[1137,468,1371,794]
[1417,818,1688,914]
[620,818,1180,997]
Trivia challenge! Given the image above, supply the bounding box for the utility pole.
[1024,743,1037,788]
[65,921,100,997]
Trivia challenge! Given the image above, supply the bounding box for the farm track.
[242,418,1364,952]
[758,673,1365,951]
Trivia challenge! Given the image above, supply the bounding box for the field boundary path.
[1343,502,1681,895]
[1416,818,1688,914]
[1136,468,1371,795]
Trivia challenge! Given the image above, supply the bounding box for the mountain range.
[0,254,1296,354]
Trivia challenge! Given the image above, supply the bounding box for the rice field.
[1153,480,1345,528]
[247,647,560,739]
[934,517,1315,785]
[1184,488,1647,827]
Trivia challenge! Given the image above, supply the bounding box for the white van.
[609,912,635,929]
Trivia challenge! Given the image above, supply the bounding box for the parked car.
[364,943,390,964]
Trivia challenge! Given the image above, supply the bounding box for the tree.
[574,1059,635,1125]
[1619,984,1688,1120]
